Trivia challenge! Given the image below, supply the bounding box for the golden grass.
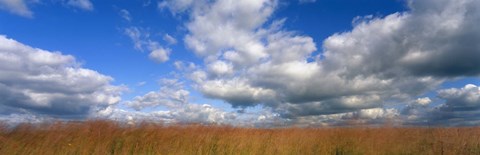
[1,120,480,155]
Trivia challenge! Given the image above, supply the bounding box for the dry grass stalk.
[1,120,479,155]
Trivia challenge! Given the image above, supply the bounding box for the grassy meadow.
[1,120,480,155]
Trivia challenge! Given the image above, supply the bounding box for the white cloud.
[97,102,238,125]
[66,0,93,11]
[0,35,124,119]
[198,78,276,108]
[180,0,276,59]
[163,34,177,45]
[402,84,480,126]
[125,79,188,110]
[325,0,480,78]
[207,60,233,77]
[124,27,172,63]
[0,113,47,125]
[158,0,197,13]
[174,61,196,71]
[189,70,207,83]
[0,0,34,17]
[438,84,480,109]
[0,0,94,17]
[124,27,144,51]
[112,78,238,125]
[263,31,316,64]
[149,47,170,63]
[415,97,432,106]
[167,103,236,124]
[353,108,398,120]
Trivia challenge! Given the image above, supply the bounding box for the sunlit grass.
[1,120,480,154]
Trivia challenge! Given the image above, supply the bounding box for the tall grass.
[1,120,480,155]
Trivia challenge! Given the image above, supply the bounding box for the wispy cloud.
[66,0,93,11]
[0,0,35,17]
[0,0,94,18]
[119,9,131,22]
[163,34,177,45]
[123,27,171,63]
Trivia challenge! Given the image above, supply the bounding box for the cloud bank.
[158,0,480,126]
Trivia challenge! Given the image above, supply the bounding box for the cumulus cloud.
[98,103,238,125]
[403,84,480,126]
[198,78,276,108]
[110,78,296,126]
[160,0,480,125]
[179,0,277,59]
[174,61,196,71]
[429,84,480,125]
[66,0,93,11]
[125,79,188,110]
[149,47,170,63]
[166,103,237,124]
[206,60,233,77]
[438,84,480,108]
[415,97,432,106]
[0,0,35,17]
[326,0,480,78]
[0,35,124,119]
[401,97,432,121]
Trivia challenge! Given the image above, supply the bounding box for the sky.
[0,0,479,127]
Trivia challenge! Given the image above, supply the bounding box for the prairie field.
[1,121,480,155]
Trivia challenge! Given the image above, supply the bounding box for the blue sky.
[0,0,479,127]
